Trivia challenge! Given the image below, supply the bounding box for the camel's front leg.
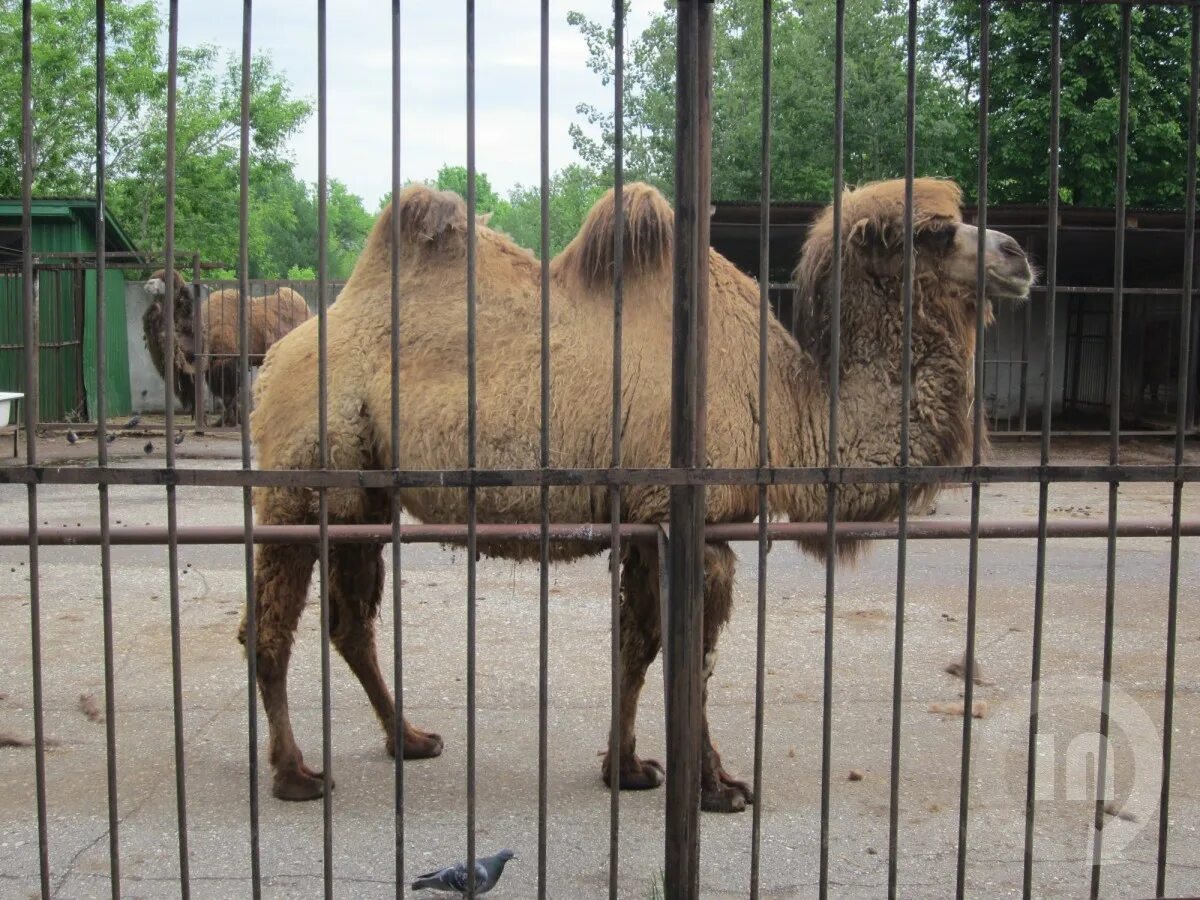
[699,543,753,813]
[601,540,666,791]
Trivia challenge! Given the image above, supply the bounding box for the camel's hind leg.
[699,542,753,812]
[601,540,666,791]
[328,540,443,760]
[240,541,323,801]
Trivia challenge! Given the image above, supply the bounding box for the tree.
[939,1,1193,206]
[492,164,608,257]
[569,0,970,202]
[0,0,377,280]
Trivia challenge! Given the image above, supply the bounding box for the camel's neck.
[770,320,977,524]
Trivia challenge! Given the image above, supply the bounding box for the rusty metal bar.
[465,1,479,893]
[1158,6,1199,894]
[20,1,50,894]
[537,2,551,897]
[608,0,625,896]
[1091,8,1131,896]
[315,2,335,893]
[749,0,772,895]
[819,5,845,894]
[6,464,1200,489]
[889,2,918,895]
[162,2,191,894]
[957,3,989,893]
[236,3,262,895]
[2,517,1198,548]
[94,5,122,895]
[1023,4,1061,896]
[390,0,405,894]
[665,3,712,897]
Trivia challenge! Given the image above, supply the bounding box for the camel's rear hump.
[554,182,673,290]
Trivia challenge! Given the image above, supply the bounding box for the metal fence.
[4,2,1200,899]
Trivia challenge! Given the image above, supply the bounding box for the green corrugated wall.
[0,202,132,420]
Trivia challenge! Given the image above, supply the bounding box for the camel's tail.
[555,182,673,289]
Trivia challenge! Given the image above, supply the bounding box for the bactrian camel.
[245,177,1033,810]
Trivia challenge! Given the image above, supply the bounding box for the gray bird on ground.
[411,849,515,894]
[173,431,186,445]
[66,429,79,445]
[105,433,116,444]
[123,415,141,429]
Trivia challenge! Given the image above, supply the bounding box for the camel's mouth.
[983,261,1035,303]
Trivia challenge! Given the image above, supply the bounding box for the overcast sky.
[158,1,656,209]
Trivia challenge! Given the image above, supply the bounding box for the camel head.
[143,268,195,327]
[794,177,1034,370]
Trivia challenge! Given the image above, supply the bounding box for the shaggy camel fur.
[142,269,197,413]
[246,177,1033,808]
[200,286,312,425]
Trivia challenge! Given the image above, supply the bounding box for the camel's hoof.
[701,776,753,813]
[392,730,443,760]
[602,754,665,791]
[272,766,332,802]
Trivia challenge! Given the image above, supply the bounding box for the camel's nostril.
[999,237,1024,259]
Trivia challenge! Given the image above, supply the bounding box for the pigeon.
[173,431,186,445]
[143,441,154,455]
[123,415,141,429]
[105,433,117,444]
[66,429,79,445]
[411,849,515,895]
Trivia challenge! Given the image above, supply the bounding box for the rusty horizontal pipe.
[1,517,1197,547]
[2,464,1198,489]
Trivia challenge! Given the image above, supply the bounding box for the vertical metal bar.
[21,2,50,893]
[537,2,551,896]
[94,5,122,895]
[749,2,771,896]
[665,3,711,898]
[608,1,625,896]
[1090,7,1130,896]
[465,2,478,894]
[1019,297,1031,432]
[818,4,845,897]
[888,3,918,896]
[956,2,988,894]
[315,2,334,895]
[191,251,204,430]
[162,3,190,894]
[236,4,262,894]
[390,1,404,895]
[1157,8,1199,894]
[1022,5,1060,897]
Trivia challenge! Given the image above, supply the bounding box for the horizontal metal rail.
[2,464,1197,488]
[3,516,1197,547]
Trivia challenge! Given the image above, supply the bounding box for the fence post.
[665,3,712,898]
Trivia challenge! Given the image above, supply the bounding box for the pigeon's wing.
[440,862,489,893]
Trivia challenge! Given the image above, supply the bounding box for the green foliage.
[569,0,1192,208]
[939,1,1193,206]
[570,0,970,202]
[1,0,374,279]
[491,164,608,257]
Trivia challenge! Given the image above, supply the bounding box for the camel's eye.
[918,225,956,254]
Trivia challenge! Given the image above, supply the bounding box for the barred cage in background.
[3,2,1200,899]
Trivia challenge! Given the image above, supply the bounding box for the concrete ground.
[1,429,1198,898]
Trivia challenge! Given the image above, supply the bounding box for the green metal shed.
[0,198,137,421]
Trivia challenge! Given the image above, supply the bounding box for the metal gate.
[3,2,1199,899]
